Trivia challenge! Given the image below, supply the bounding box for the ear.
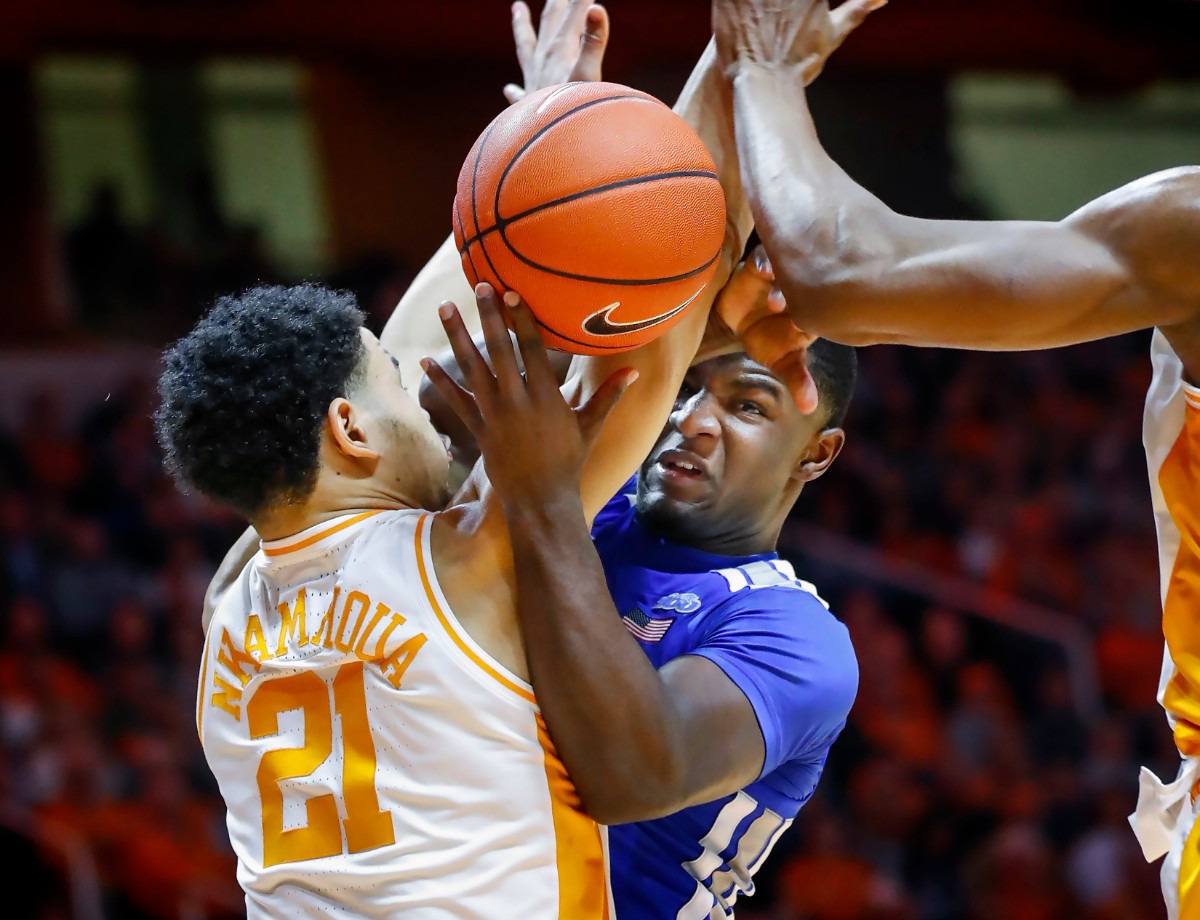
[326,398,380,462]
[792,428,845,484]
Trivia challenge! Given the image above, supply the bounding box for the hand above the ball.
[504,0,611,104]
[421,283,637,506]
[713,0,885,84]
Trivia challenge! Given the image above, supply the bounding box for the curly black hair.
[155,284,367,519]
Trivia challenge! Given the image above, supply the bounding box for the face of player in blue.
[636,353,845,557]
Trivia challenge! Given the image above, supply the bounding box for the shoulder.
[1069,167,1200,321]
[703,561,857,690]
[590,478,638,540]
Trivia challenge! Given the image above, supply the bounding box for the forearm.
[731,64,899,340]
[380,235,479,386]
[504,495,686,824]
[730,66,1197,350]
[570,42,753,518]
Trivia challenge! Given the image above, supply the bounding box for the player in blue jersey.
[421,263,860,918]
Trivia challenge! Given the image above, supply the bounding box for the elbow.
[776,275,870,346]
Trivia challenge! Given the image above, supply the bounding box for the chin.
[635,492,702,542]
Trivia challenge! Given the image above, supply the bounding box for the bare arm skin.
[712,1,1200,372]
[734,67,1200,349]
[561,37,752,520]
[425,293,768,824]
[380,0,614,385]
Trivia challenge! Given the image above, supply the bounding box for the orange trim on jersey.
[196,623,213,743]
[413,515,537,705]
[536,713,610,920]
[1159,402,1200,757]
[1178,815,1200,919]
[261,511,383,557]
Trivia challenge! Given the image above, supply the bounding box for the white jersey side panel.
[1130,333,1200,919]
[1145,331,1200,750]
[197,510,609,919]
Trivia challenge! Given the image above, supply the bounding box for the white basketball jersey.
[197,509,611,918]
[1144,331,1200,757]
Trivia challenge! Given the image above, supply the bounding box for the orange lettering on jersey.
[312,587,340,649]
[244,615,271,662]
[352,603,390,661]
[217,627,261,687]
[211,673,244,720]
[276,588,309,657]
[370,613,408,660]
[380,633,427,690]
[336,590,371,654]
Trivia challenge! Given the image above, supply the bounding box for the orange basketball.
[452,82,727,355]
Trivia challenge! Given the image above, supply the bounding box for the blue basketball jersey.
[591,481,858,919]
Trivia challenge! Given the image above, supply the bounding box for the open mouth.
[656,449,708,482]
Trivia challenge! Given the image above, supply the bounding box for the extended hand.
[421,284,636,505]
[505,0,611,104]
[713,0,885,84]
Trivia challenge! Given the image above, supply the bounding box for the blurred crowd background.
[3,1,1200,918]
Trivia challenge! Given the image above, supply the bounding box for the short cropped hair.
[155,284,366,519]
[808,338,857,429]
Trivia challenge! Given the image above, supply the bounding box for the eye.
[738,400,766,417]
[675,381,697,406]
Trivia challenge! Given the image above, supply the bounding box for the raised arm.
[424,294,843,823]
[552,38,750,520]
[380,0,613,384]
[714,0,1200,357]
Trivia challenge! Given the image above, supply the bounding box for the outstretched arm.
[380,0,613,384]
[714,0,1200,360]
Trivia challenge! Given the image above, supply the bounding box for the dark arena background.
[2,1,1200,917]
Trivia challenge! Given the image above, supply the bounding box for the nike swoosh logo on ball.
[581,285,707,338]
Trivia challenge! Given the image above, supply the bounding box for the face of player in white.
[322,329,453,513]
[636,353,843,554]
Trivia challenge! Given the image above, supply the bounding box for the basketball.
[452,82,727,355]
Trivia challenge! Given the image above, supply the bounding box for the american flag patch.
[621,607,673,643]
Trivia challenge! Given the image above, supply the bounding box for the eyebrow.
[732,374,786,400]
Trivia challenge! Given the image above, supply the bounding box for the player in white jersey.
[157,3,765,914]
[702,1,1200,914]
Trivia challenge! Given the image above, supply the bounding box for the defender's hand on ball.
[421,284,636,502]
[505,0,610,104]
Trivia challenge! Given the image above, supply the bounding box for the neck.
[252,483,422,542]
[688,522,781,558]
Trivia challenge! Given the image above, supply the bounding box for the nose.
[669,391,720,440]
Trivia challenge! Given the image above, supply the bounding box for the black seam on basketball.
[469,119,513,291]
[492,93,650,227]
[498,238,722,286]
[529,312,646,351]
[453,198,480,283]
[456,169,719,253]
